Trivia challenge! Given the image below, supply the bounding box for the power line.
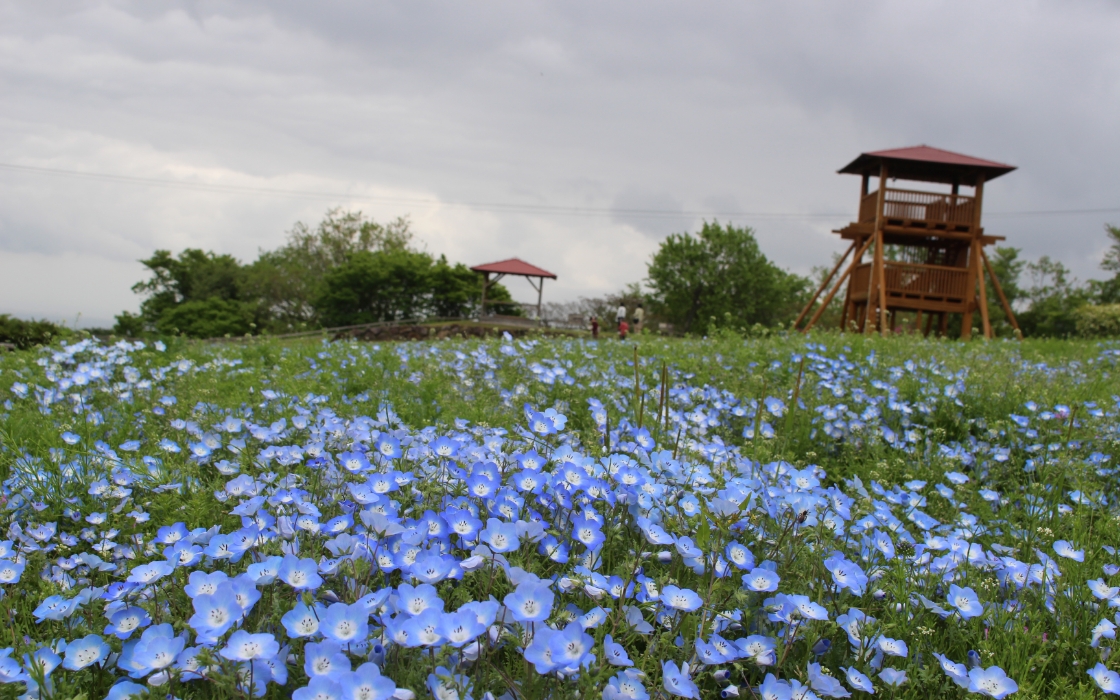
[1,160,1118,220]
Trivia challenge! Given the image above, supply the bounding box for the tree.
[1017,256,1090,337]
[245,209,414,330]
[315,249,434,327]
[117,248,254,336]
[1088,224,1120,304]
[645,221,808,335]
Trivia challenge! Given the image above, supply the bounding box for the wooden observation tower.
[796,145,1021,338]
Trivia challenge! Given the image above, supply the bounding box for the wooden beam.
[794,241,856,330]
[981,247,1021,334]
[876,229,889,336]
[866,163,888,335]
[975,239,992,338]
[803,236,874,332]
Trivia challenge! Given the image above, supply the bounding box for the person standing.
[619,319,629,341]
[616,302,627,330]
[590,316,599,339]
[633,304,644,333]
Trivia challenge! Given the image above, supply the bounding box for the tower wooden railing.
[849,261,970,303]
[858,188,976,228]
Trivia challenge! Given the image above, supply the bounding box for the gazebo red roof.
[470,257,557,279]
[839,145,1016,186]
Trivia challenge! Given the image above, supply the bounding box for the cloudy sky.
[2,1,1119,328]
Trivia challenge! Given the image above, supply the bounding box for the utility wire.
[1,161,1117,221]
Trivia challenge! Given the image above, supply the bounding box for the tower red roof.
[470,257,557,279]
[839,145,1016,186]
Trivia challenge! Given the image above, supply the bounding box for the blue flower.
[660,585,703,612]
[1089,662,1120,695]
[876,636,908,657]
[479,518,520,553]
[947,584,984,620]
[504,581,555,622]
[220,630,279,661]
[130,623,185,674]
[278,554,323,590]
[604,670,649,700]
[427,665,474,700]
[282,601,326,638]
[104,607,151,640]
[439,610,487,648]
[340,662,397,700]
[188,584,242,644]
[603,634,633,667]
[933,652,970,689]
[62,634,110,670]
[842,667,874,694]
[184,570,229,598]
[304,640,351,677]
[878,668,907,687]
[662,660,700,699]
[319,602,369,645]
[572,517,606,550]
[0,561,25,585]
[1053,540,1084,562]
[549,622,596,671]
[968,666,1018,698]
[743,567,780,593]
[293,676,343,700]
[397,583,445,616]
[808,662,851,698]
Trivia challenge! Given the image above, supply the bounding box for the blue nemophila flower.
[398,583,444,616]
[504,581,555,622]
[947,584,984,619]
[282,601,326,638]
[549,622,596,671]
[786,594,829,621]
[185,570,229,598]
[743,568,780,593]
[968,665,1019,698]
[188,584,242,644]
[127,560,173,585]
[572,517,606,550]
[130,623,185,674]
[304,640,351,677]
[878,668,907,687]
[439,610,486,648]
[876,636,908,657]
[660,585,703,612]
[1089,662,1120,695]
[221,630,279,661]
[293,676,343,700]
[603,634,633,667]
[479,518,520,553]
[604,670,649,700]
[105,607,151,640]
[320,602,369,645]
[340,662,397,700]
[933,652,970,689]
[278,554,323,590]
[808,662,851,698]
[0,560,25,585]
[1053,540,1085,562]
[62,634,110,670]
[842,666,874,694]
[427,665,473,700]
[662,660,700,699]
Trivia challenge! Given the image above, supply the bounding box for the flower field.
[0,331,1119,700]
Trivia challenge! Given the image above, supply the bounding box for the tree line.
[112,210,517,338]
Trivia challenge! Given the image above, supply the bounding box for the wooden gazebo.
[470,257,557,322]
[796,145,1021,338]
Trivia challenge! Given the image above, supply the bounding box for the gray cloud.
[1,1,1119,324]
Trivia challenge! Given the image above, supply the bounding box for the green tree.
[1017,256,1090,337]
[246,209,413,330]
[117,248,254,336]
[645,221,808,335]
[1087,224,1120,304]
[314,249,439,327]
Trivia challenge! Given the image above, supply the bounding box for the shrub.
[1074,303,1120,338]
[0,314,68,349]
[154,298,257,337]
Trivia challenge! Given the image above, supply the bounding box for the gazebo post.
[536,276,544,324]
[480,272,489,318]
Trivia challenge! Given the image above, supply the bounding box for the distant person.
[590,316,599,339]
[616,303,626,329]
[633,304,644,333]
[619,319,629,341]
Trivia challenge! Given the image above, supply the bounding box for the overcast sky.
[2,1,1119,328]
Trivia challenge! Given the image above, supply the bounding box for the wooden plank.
[794,241,856,329]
